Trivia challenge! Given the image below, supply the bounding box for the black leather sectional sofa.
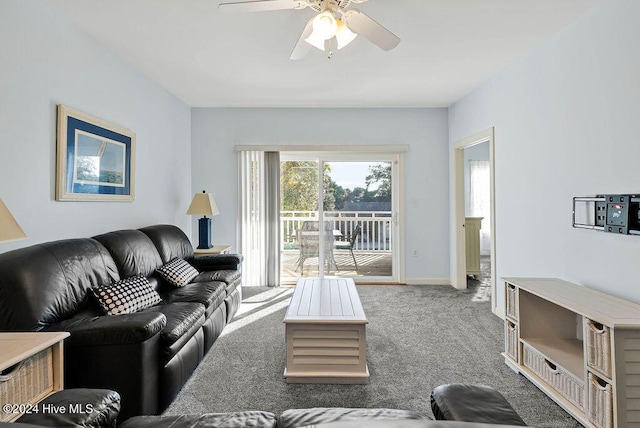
[2,383,529,427]
[4,406,528,428]
[0,224,242,421]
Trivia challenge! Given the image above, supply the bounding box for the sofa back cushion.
[139,225,194,264]
[0,238,119,330]
[93,230,163,278]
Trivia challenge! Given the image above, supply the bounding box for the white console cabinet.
[503,277,640,428]
[465,217,483,278]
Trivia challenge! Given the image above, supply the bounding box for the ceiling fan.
[218,0,400,60]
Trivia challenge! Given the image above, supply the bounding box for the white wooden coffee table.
[283,277,369,384]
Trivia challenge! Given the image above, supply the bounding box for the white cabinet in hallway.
[465,217,483,278]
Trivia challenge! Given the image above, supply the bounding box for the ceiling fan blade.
[344,9,400,51]
[289,17,314,60]
[219,0,307,13]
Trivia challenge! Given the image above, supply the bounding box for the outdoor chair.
[296,229,336,273]
[301,220,334,231]
[334,224,361,271]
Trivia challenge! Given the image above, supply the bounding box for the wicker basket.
[0,348,54,422]
[506,283,518,320]
[523,343,584,410]
[588,372,613,428]
[586,319,611,378]
[504,321,519,362]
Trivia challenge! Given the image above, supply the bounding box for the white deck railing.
[281,211,392,251]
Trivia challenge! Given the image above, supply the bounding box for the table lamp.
[186,191,220,249]
[0,198,27,243]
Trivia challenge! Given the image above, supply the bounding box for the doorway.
[279,153,401,284]
[452,128,497,314]
[464,143,492,301]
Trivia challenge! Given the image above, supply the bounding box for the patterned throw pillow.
[92,275,162,316]
[156,258,199,287]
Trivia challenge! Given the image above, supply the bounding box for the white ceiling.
[48,0,601,108]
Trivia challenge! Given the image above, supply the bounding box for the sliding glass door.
[280,153,399,283]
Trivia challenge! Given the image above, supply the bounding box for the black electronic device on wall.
[573,194,640,235]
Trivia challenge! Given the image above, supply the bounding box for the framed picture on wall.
[56,105,136,201]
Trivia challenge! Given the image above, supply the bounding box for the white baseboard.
[404,278,451,286]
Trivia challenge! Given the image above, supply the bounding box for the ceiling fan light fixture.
[311,11,338,40]
[304,31,326,51]
[219,0,400,60]
[335,18,357,49]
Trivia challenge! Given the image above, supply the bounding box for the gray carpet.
[165,281,582,427]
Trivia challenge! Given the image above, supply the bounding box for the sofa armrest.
[47,313,166,420]
[430,384,527,426]
[43,312,166,346]
[17,389,121,428]
[190,254,243,271]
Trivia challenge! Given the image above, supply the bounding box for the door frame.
[451,128,498,314]
[279,149,406,284]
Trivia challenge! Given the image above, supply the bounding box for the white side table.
[193,245,231,257]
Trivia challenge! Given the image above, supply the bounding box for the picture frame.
[56,105,136,201]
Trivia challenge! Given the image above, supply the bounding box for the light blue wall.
[191,108,450,282]
[449,0,640,303]
[0,0,192,252]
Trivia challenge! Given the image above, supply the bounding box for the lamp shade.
[186,192,220,217]
[335,19,357,49]
[0,199,27,243]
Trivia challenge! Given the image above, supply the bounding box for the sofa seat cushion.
[119,411,278,428]
[193,270,241,293]
[161,280,226,315]
[277,408,431,428]
[143,302,205,362]
[42,309,166,346]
